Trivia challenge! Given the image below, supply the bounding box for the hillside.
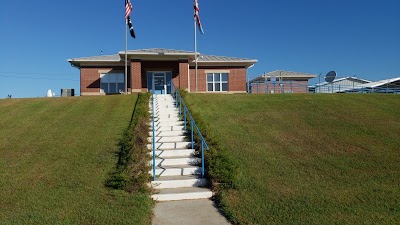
[185,94,400,224]
[0,95,152,224]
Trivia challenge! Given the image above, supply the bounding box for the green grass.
[185,94,400,225]
[0,95,153,224]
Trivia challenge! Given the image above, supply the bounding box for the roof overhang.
[359,77,400,88]
[68,59,122,68]
[190,60,258,68]
[68,49,258,68]
[118,50,199,57]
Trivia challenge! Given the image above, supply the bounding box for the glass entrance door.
[153,73,166,94]
[147,71,172,94]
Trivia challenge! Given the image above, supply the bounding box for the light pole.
[318,72,321,93]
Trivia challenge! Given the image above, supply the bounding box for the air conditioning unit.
[61,89,75,97]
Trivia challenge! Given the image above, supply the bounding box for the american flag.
[125,0,132,19]
[194,0,204,34]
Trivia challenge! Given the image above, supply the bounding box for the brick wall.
[131,60,142,92]
[178,60,189,90]
[227,68,247,92]
[80,68,102,94]
[79,63,249,94]
[80,67,128,95]
[188,67,247,92]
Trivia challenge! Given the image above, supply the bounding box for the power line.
[0,74,79,81]
[0,71,77,76]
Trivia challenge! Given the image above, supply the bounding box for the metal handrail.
[170,81,209,177]
[152,94,156,181]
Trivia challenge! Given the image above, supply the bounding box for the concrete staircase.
[149,94,212,201]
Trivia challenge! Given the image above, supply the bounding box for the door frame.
[147,71,172,94]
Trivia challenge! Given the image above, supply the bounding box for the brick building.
[68,48,257,95]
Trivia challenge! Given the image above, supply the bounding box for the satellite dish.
[325,71,336,83]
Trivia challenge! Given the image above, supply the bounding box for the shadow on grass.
[105,93,152,193]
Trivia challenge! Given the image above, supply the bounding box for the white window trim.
[207,73,228,92]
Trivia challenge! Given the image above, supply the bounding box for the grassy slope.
[0,95,152,224]
[185,94,400,224]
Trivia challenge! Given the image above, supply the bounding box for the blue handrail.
[170,81,209,177]
[151,94,156,181]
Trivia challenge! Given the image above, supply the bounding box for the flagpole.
[194,2,198,93]
[125,18,128,94]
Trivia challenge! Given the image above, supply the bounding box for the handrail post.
[152,94,156,181]
[175,90,178,108]
[191,120,194,149]
[184,106,187,130]
[179,96,182,115]
[201,141,204,177]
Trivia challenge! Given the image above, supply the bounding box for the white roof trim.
[68,59,121,62]
[314,77,372,87]
[197,60,258,63]
[359,77,400,88]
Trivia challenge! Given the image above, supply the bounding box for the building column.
[178,60,189,90]
[131,59,142,93]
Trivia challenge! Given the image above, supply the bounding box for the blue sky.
[0,0,399,98]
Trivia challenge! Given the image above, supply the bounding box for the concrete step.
[154,121,184,127]
[154,111,180,118]
[154,117,181,122]
[153,156,201,166]
[151,101,176,105]
[150,125,185,132]
[150,104,176,107]
[154,95,174,99]
[151,175,208,189]
[153,110,180,115]
[152,118,181,123]
[151,187,212,201]
[150,165,201,176]
[154,114,180,119]
[153,97,174,99]
[150,149,195,157]
[152,100,175,103]
[149,109,179,114]
[147,135,188,143]
[150,103,177,107]
[149,130,186,137]
[147,141,191,150]
[150,102,177,106]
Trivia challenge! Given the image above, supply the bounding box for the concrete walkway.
[152,199,231,225]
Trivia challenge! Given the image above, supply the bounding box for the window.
[206,73,228,92]
[100,73,125,94]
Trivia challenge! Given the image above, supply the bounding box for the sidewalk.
[152,199,231,225]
